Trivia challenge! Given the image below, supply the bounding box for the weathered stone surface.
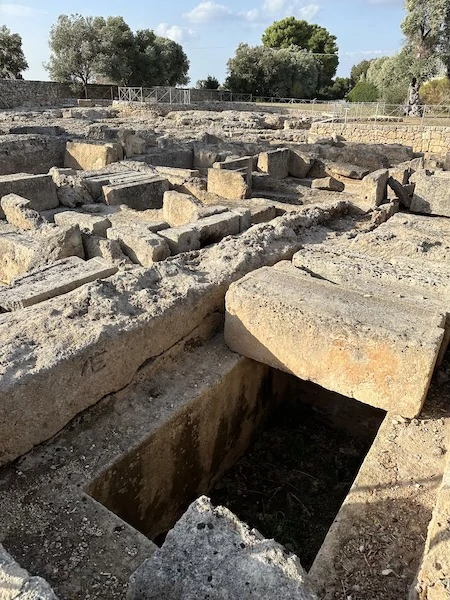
[413,456,450,600]
[195,212,241,245]
[311,177,344,192]
[370,199,400,226]
[54,211,111,236]
[0,135,66,176]
[0,224,84,283]
[162,190,203,226]
[249,200,277,224]
[65,141,123,170]
[410,171,450,217]
[224,263,445,416]
[49,167,92,208]
[288,149,313,178]
[103,177,169,210]
[129,496,317,600]
[360,169,389,208]
[107,226,170,266]
[207,168,250,200]
[258,149,289,179]
[0,173,59,218]
[0,544,58,600]
[82,234,132,265]
[326,162,370,180]
[0,257,118,311]
[1,194,44,230]
[158,224,201,254]
[213,156,253,177]
[0,201,348,464]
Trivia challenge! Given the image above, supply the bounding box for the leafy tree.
[420,77,450,104]
[196,75,219,89]
[401,0,450,79]
[320,77,352,100]
[132,30,189,87]
[225,43,318,98]
[46,14,102,97]
[350,59,374,85]
[262,17,338,90]
[95,16,136,86]
[0,25,28,79]
[347,81,379,102]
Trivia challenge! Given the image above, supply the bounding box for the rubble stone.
[1,194,44,230]
[107,225,170,266]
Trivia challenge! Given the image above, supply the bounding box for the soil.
[210,399,376,570]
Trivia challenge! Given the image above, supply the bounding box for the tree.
[420,77,450,103]
[95,16,136,86]
[320,77,352,100]
[46,14,102,97]
[225,43,318,98]
[347,81,379,102]
[132,30,189,87]
[350,59,374,85]
[196,75,219,89]
[0,25,28,79]
[262,17,338,90]
[401,0,449,79]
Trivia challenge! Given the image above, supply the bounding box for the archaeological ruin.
[0,93,449,600]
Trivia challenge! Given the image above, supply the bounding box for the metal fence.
[117,87,450,127]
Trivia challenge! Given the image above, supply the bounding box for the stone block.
[224,263,445,417]
[0,135,66,176]
[311,177,344,192]
[1,194,44,230]
[0,224,84,284]
[107,226,170,266]
[360,169,389,208]
[128,496,317,600]
[207,169,250,201]
[213,156,253,181]
[257,149,290,179]
[54,211,111,237]
[410,171,450,217]
[158,225,201,254]
[288,149,313,179]
[0,257,118,311]
[195,212,241,244]
[82,234,132,265]
[65,141,123,170]
[250,202,277,224]
[0,173,59,218]
[193,147,221,169]
[103,177,169,210]
[162,191,203,227]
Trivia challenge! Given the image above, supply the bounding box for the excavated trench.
[88,362,385,570]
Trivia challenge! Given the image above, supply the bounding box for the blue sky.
[0,0,406,85]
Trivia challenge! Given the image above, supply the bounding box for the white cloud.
[184,2,233,23]
[0,4,45,17]
[262,0,320,20]
[263,0,287,12]
[343,49,396,58]
[296,3,320,19]
[155,23,197,43]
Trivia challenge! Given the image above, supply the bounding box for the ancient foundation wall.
[310,122,450,154]
[0,79,117,109]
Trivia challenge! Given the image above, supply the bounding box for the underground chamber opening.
[87,366,385,569]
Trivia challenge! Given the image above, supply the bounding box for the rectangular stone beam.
[224,263,445,417]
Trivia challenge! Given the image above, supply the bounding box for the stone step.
[224,263,446,417]
[0,256,118,311]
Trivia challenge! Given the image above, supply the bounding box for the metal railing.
[117,87,450,127]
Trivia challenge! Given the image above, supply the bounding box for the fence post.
[375,103,379,122]
[421,105,426,128]
[140,88,143,104]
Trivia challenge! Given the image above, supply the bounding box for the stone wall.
[310,122,450,154]
[0,79,118,109]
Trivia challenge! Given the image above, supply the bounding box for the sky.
[0,0,406,86]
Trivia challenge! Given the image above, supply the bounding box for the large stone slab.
[1,194,43,230]
[224,263,445,417]
[0,225,84,284]
[0,135,66,176]
[258,149,289,179]
[54,210,111,236]
[0,202,348,465]
[65,141,123,170]
[410,171,450,217]
[162,190,203,226]
[0,257,117,311]
[0,173,59,218]
[207,168,250,201]
[107,226,170,266]
[103,177,169,210]
[129,496,317,600]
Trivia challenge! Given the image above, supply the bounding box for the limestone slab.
[410,171,450,217]
[0,257,118,311]
[207,168,250,200]
[65,141,123,170]
[1,194,43,230]
[0,173,59,218]
[224,264,445,417]
[257,149,289,179]
[107,226,170,266]
[162,190,202,227]
[129,496,317,600]
[54,211,111,236]
[103,177,169,210]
